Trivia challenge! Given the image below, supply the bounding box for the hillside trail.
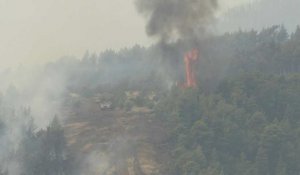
[63,97,169,175]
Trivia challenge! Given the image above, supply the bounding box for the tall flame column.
[184,49,199,88]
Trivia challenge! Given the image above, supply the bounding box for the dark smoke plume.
[135,0,218,43]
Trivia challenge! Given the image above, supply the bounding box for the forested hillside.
[218,0,300,33]
[158,73,300,175]
[1,25,300,174]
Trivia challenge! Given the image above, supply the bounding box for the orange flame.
[184,49,199,88]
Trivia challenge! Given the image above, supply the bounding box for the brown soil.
[64,97,169,175]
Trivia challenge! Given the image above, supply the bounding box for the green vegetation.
[0,105,72,175]
[20,116,72,175]
[151,26,300,175]
[1,25,300,174]
[157,74,300,175]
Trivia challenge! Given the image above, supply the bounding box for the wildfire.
[184,49,199,88]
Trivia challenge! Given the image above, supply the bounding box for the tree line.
[1,25,300,174]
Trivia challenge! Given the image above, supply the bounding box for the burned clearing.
[64,96,168,175]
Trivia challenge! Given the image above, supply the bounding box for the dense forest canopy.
[0,25,300,174]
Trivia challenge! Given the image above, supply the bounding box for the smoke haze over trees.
[1,25,300,174]
[1,0,300,174]
[218,0,300,33]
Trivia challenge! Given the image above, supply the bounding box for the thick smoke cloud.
[135,0,218,43]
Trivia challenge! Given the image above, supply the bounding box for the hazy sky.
[0,0,253,68]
